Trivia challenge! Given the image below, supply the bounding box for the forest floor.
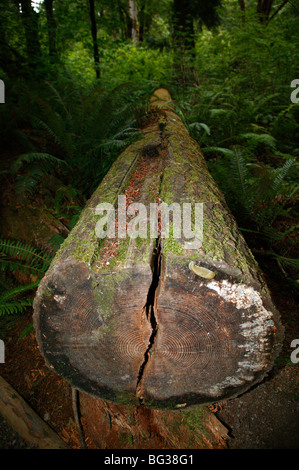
[0,252,298,450]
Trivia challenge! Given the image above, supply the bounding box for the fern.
[11,152,68,197]
[0,240,53,319]
[209,148,298,245]
[240,132,277,151]
[0,282,39,316]
[0,239,52,274]
[12,153,67,173]
[230,147,248,199]
[18,80,148,194]
[0,299,33,316]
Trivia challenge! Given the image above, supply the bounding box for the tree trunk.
[128,0,139,44]
[33,89,283,411]
[238,0,246,22]
[257,0,274,22]
[20,0,42,68]
[44,0,57,62]
[138,3,145,42]
[267,0,289,24]
[88,0,100,79]
[172,0,195,82]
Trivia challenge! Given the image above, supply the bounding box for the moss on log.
[33,88,283,410]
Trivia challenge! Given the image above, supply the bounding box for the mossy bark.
[33,88,283,411]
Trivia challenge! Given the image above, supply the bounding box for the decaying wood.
[33,88,284,411]
[0,375,69,449]
[79,393,229,449]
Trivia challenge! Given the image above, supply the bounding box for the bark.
[88,0,100,79]
[44,0,57,62]
[128,0,139,44]
[79,394,229,448]
[33,88,283,411]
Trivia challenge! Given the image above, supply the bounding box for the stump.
[33,88,283,410]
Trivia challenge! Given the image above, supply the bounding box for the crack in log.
[136,237,162,404]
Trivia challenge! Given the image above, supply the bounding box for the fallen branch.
[0,375,69,449]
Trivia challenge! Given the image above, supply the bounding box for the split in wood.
[136,237,162,403]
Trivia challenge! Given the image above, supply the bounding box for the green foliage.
[3,79,153,197]
[0,239,52,278]
[0,239,52,318]
[100,44,172,88]
[11,153,68,197]
[207,148,298,276]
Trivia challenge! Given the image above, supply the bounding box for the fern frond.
[0,299,33,316]
[0,239,52,264]
[0,281,39,302]
[241,132,277,151]
[230,147,249,199]
[272,159,295,193]
[12,153,68,174]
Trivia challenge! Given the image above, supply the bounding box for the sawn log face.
[35,259,152,403]
[139,258,277,408]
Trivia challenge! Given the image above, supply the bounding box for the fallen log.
[0,375,69,449]
[33,88,283,410]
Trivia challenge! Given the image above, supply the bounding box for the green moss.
[181,406,207,434]
[115,391,139,406]
[163,236,184,257]
[40,285,54,300]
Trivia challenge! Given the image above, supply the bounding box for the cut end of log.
[33,88,284,410]
[136,256,282,408]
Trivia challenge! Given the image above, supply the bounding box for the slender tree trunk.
[116,0,133,40]
[267,0,289,24]
[172,0,195,82]
[257,0,274,22]
[20,0,42,67]
[117,0,127,40]
[238,0,246,22]
[128,0,139,44]
[139,3,145,42]
[138,2,152,43]
[44,0,57,62]
[88,0,100,79]
[0,9,26,76]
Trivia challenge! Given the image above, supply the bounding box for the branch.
[267,0,289,24]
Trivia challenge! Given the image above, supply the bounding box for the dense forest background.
[0,0,298,334]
